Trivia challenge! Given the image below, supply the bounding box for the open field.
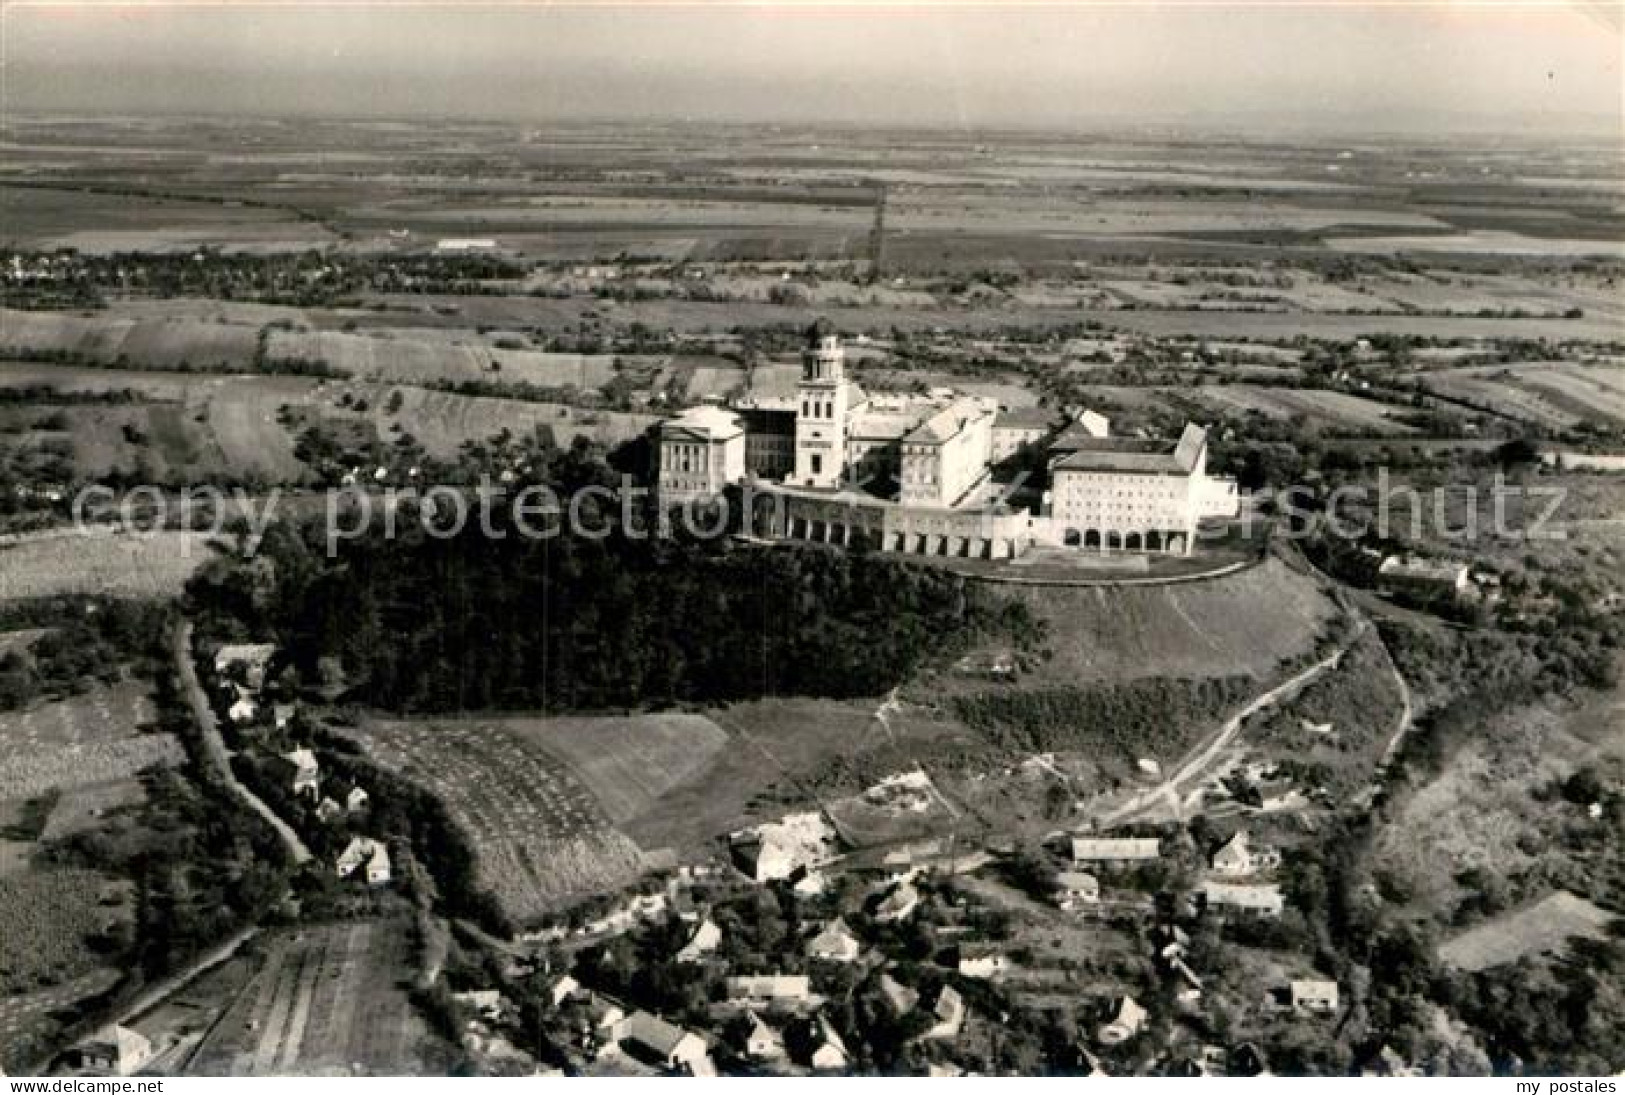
[0,308,262,371]
[0,679,156,754]
[345,720,646,921]
[497,712,729,824]
[0,867,132,996]
[0,728,182,800]
[184,918,455,1075]
[39,778,149,841]
[0,530,216,600]
[1422,370,1581,430]
[359,291,1625,343]
[264,327,620,388]
[1190,384,1420,434]
[357,384,656,457]
[1439,892,1615,972]
[0,184,338,254]
[623,696,979,856]
[969,557,1337,689]
[1432,362,1625,427]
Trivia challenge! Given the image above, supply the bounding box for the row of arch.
[781,516,1023,560]
[1062,528,1188,555]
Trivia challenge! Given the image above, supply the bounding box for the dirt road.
[171,620,311,865]
[1093,624,1365,829]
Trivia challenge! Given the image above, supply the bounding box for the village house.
[1210,830,1281,876]
[1054,870,1101,910]
[1289,980,1340,1015]
[741,1013,786,1061]
[1378,554,1471,599]
[806,1015,850,1072]
[454,990,508,1023]
[577,995,625,1048]
[1154,923,1191,961]
[877,973,919,1015]
[1096,996,1148,1046]
[957,952,1012,979]
[548,974,582,1008]
[1361,1045,1420,1077]
[213,642,277,689]
[1169,957,1204,1005]
[276,746,320,798]
[346,786,370,813]
[70,1025,153,1076]
[1203,881,1285,918]
[805,919,861,964]
[873,879,921,923]
[1071,836,1160,864]
[227,687,259,725]
[335,836,392,886]
[922,985,966,1041]
[675,918,722,963]
[615,1011,714,1077]
[725,975,813,1008]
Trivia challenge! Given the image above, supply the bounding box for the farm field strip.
[38,778,148,841]
[498,712,730,824]
[1422,373,1580,429]
[0,735,183,800]
[1192,384,1418,433]
[185,919,443,1075]
[0,867,132,996]
[0,530,216,601]
[0,681,181,800]
[349,721,646,920]
[0,680,156,752]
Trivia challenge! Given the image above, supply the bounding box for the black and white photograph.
[0,0,1620,1083]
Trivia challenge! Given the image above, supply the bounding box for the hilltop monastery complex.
[658,323,1238,559]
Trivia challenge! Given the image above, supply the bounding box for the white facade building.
[655,324,1237,559]
[657,405,746,504]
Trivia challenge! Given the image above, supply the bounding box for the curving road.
[1093,620,1367,830]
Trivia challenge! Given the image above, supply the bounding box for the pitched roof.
[806,919,860,960]
[1051,423,1207,475]
[621,1011,697,1059]
[726,974,810,1000]
[877,973,919,1014]
[660,404,744,440]
[901,400,989,445]
[214,642,276,668]
[676,918,722,962]
[1203,881,1284,910]
[993,407,1064,430]
[83,1024,150,1065]
[1072,836,1160,861]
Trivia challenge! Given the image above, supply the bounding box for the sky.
[3,2,1621,136]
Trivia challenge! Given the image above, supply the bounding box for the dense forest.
[188,500,1040,715]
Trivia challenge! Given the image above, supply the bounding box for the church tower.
[793,320,851,488]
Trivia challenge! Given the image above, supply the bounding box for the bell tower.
[793,320,849,488]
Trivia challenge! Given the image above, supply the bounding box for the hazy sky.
[4,2,1621,135]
